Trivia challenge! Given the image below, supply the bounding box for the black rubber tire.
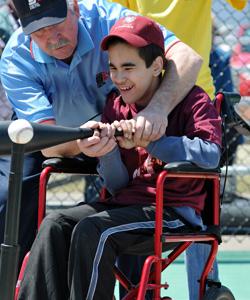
[202,285,235,300]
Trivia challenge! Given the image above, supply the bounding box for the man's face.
[108,42,161,107]
[30,8,79,60]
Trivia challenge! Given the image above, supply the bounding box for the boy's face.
[108,42,162,107]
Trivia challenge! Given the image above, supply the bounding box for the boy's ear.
[152,56,164,77]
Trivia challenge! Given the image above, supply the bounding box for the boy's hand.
[112,119,136,149]
[99,122,116,138]
[77,121,116,157]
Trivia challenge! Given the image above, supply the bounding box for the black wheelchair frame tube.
[0,143,25,300]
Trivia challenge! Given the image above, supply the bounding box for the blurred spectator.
[210,18,244,166]
[210,47,234,93]
[210,17,244,208]
[210,18,234,93]
[0,1,17,121]
[0,1,18,35]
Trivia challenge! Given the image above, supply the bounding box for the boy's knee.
[72,217,104,249]
[44,211,64,223]
[39,212,68,234]
[73,217,97,237]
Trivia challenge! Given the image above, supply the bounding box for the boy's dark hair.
[106,37,167,69]
[138,43,167,69]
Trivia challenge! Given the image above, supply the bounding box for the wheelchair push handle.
[0,120,123,155]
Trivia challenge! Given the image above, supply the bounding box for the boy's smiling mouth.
[119,85,134,92]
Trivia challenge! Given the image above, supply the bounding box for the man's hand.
[134,105,168,143]
[77,121,116,157]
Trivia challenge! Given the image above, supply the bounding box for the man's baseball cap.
[101,15,164,52]
[12,0,68,35]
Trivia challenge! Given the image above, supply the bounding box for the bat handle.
[78,127,123,138]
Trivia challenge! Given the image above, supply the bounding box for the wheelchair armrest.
[42,157,98,175]
[163,161,221,173]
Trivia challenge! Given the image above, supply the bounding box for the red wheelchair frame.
[16,92,240,300]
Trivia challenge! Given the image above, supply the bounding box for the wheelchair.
[15,92,248,300]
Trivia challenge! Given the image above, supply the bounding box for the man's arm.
[134,42,203,142]
[39,120,81,157]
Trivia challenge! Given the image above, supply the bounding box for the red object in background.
[239,73,250,96]
[231,24,250,96]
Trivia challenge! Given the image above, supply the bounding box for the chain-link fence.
[211,1,250,240]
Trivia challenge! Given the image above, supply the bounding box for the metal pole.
[0,143,25,300]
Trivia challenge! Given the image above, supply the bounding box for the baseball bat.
[0,121,122,155]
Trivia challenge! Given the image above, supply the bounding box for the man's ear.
[152,56,164,77]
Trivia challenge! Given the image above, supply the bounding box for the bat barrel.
[0,120,123,156]
[0,121,94,155]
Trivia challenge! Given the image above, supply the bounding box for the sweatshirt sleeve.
[97,145,129,195]
[146,135,221,169]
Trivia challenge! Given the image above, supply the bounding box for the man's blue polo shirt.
[0,0,177,127]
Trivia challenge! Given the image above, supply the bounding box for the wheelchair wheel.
[202,285,235,300]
